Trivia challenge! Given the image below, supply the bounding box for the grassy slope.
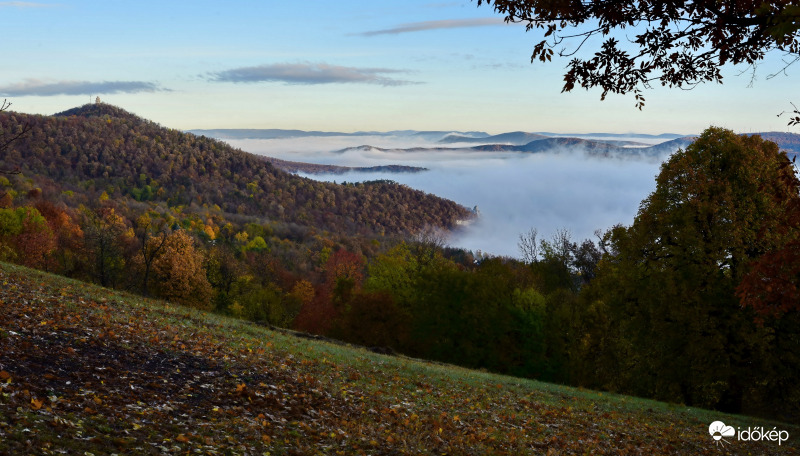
[0,262,797,455]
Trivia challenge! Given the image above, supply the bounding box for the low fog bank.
[302,155,660,258]
[229,137,668,259]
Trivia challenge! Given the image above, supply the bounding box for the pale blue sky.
[1,0,797,134]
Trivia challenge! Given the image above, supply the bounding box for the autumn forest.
[1,103,799,427]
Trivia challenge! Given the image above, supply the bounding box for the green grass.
[1,261,797,455]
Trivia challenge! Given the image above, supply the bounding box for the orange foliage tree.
[34,201,84,274]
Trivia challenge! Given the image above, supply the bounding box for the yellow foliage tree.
[290,279,315,307]
[151,230,212,310]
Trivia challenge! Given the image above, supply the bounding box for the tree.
[477,0,800,109]
[571,237,601,285]
[324,249,365,307]
[34,201,85,275]
[736,156,800,318]
[133,213,170,296]
[517,227,539,264]
[82,206,132,288]
[0,206,56,269]
[206,245,246,312]
[150,229,213,310]
[582,127,800,414]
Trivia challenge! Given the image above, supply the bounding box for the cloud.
[208,63,418,87]
[0,79,165,96]
[0,2,55,7]
[358,18,506,37]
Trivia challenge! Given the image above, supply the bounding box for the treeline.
[303,234,599,383]
[0,104,471,236]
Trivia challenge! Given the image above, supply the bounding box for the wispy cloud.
[0,2,56,7]
[0,79,165,96]
[208,63,419,87]
[358,18,506,37]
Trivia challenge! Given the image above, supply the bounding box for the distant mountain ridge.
[190,129,490,141]
[333,133,800,161]
[193,127,687,143]
[190,126,800,165]
[334,136,698,159]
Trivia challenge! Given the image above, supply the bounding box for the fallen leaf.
[31,398,44,410]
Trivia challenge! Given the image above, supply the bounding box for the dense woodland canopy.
[1,103,799,421]
[1,103,471,236]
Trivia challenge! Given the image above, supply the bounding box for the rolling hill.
[1,261,797,455]
[0,104,472,235]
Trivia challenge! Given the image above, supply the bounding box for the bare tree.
[518,227,539,264]
[543,228,575,266]
[411,225,448,267]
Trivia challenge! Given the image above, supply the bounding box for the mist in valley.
[227,135,668,258]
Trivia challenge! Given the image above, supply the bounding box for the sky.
[1,0,798,135]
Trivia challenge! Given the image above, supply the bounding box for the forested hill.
[0,104,471,235]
